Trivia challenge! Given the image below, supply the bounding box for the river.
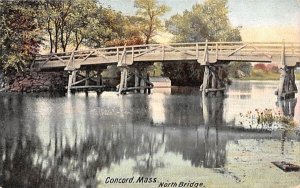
[0,81,299,188]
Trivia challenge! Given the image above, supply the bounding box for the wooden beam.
[71,73,96,86]
[227,44,248,57]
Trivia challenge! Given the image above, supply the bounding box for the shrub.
[254,64,267,71]
[266,64,279,73]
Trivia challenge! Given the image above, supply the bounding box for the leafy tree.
[0,1,42,72]
[40,0,128,52]
[134,0,170,44]
[163,0,241,86]
[86,6,129,48]
[166,0,241,42]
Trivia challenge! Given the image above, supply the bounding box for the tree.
[163,0,241,86]
[86,6,129,48]
[166,0,241,42]
[134,0,170,44]
[0,1,42,72]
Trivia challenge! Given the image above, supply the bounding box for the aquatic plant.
[238,108,297,130]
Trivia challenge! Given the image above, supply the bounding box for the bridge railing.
[34,42,300,64]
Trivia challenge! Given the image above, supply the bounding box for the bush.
[265,64,279,73]
[253,64,267,71]
[228,61,252,78]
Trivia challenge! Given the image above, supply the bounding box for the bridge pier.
[200,65,227,96]
[67,71,77,94]
[134,67,141,93]
[276,98,297,117]
[118,67,128,94]
[96,67,103,86]
[67,68,106,94]
[118,65,153,95]
[276,66,298,99]
[85,69,90,93]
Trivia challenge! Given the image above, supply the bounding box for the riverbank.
[4,72,67,93]
[238,71,300,81]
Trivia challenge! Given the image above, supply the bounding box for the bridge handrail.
[34,41,300,62]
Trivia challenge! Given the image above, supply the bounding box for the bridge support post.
[134,67,141,93]
[67,71,77,94]
[96,67,103,86]
[85,69,90,93]
[118,67,128,95]
[276,66,298,99]
[146,71,151,94]
[200,65,227,96]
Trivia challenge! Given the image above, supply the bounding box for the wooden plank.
[71,73,96,86]
[133,45,161,58]
[228,44,248,56]
[272,161,300,172]
[70,85,106,90]
[123,86,153,91]
[205,88,226,92]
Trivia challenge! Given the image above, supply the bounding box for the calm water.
[0,81,299,188]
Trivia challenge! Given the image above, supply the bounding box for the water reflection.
[276,98,297,117]
[0,81,299,187]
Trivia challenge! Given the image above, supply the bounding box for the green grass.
[240,70,300,81]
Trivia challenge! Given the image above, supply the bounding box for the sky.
[101,0,300,42]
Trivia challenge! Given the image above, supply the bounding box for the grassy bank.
[240,70,300,81]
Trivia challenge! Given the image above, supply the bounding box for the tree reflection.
[132,132,165,176]
[1,91,296,187]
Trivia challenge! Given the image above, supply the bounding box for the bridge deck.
[33,42,300,70]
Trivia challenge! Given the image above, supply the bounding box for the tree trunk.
[47,20,53,53]
[54,21,59,53]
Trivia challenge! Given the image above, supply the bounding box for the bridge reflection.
[0,92,299,187]
[276,98,297,117]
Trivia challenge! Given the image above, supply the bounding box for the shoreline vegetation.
[239,71,300,81]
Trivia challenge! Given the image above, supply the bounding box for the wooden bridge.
[33,41,300,98]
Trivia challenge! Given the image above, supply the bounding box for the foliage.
[228,61,252,78]
[239,109,297,129]
[0,0,138,73]
[0,1,42,73]
[105,36,144,47]
[253,64,278,73]
[86,6,130,48]
[243,70,280,80]
[40,0,128,52]
[253,63,267,71]
[162,62,203,86]
[166,0,241,42]
[134,0,170,44]
[163,0,241,85]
